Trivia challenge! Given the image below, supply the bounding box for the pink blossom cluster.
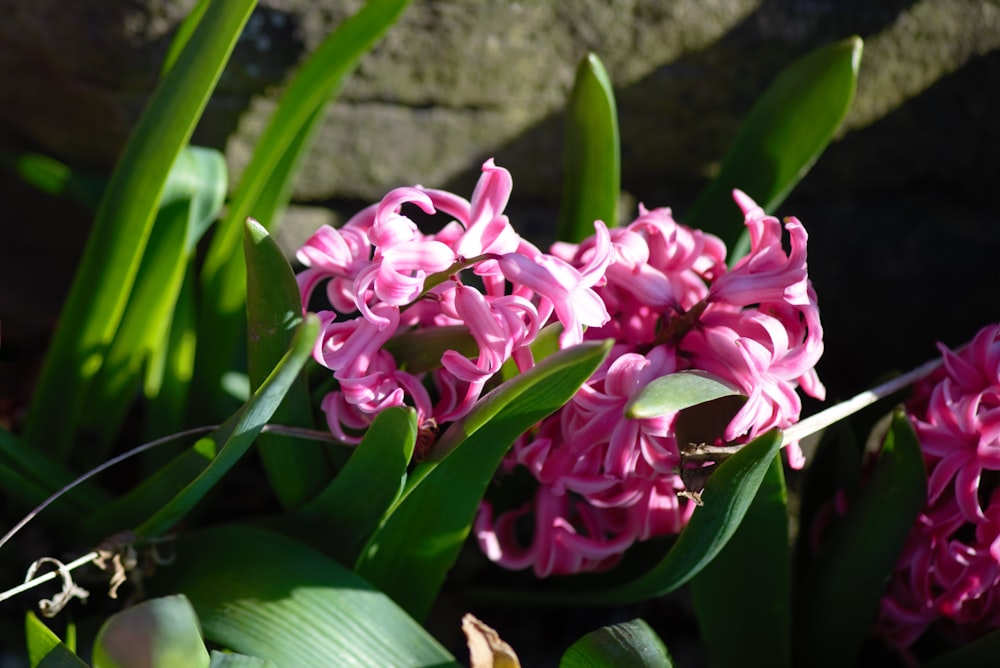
[874,323,1000,649]
[296,159,825,577]
[476,191,825,576]
[296,159,611,443]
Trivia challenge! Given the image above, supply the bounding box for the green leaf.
[134,314,319,538]
[0,151,105,209]
[281,406,416,564]
[684,36,862,255]
[25,612,88,668]
[244,218,330,508]
[79,146,227,459]
[355,339,612,620]
[690,456,790,668]
[148,525,458,667]
[0,427,109,514]
[560,619,673,668]
[558,52,621,243]
[141,261,199,456]
[192,0,413,424]
[92,595,210,668]
[925,629,1000,668]
[625,370,743,420]
[209,652,277,668]
[793,411,926,668]
[24,0,256,460]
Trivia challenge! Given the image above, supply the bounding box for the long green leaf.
[690,456,790,668]
[0,427,109,514]
[134,314,319,538]
[684,36,862,254]
[80,146,226,459]
[559,619,673,668]
[355,340,612,620]
[24,0,257,459]
[209,652,276,668]
[281,406,416,564]
[192,0,413,423]
[793,411,926,667]
[558,52,621,242]
[25,612,88,668]
[244,218,330,508]
[0,151,104,209]
[149,525,458,667]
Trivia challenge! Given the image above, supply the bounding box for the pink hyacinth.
[874,323,1000,649]
[476,191,825,576]
[297,170,825,577]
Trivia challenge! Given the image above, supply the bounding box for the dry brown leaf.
[462,612,521,668]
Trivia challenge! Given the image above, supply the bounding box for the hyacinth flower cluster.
[874,323,1000,649]
[297,159,825,577]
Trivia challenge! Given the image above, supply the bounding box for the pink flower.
[874,323,1000,649]
[498,221,613,347]
[708,190,810,308]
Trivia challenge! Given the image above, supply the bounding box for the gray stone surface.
[2,0,999,398]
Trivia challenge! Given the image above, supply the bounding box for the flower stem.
[781,355,944,447]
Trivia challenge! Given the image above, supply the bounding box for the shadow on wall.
[431,1,998,399]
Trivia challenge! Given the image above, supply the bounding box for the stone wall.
[2,0,998,398]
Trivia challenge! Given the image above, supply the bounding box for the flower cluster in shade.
[296,159,825,577]
[873,323,1000,649]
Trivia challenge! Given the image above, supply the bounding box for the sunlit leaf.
[192,0,413,424]
[684,36,862,256]
[281,406,416,565]
[25,612,88,668]
[355,340,612,620]
[558,52,620,242]
[134,315,319,538]
[92,595,209,668]
[24,0,256,460]
[244,218,330,508]
[149,525,458,667]
[79,146,226,460]
[625,370,743,420]
[793,411,926,667]
[559,619,673,668]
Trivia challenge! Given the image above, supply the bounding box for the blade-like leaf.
[148,525,458,667]
[625,370,743,420]
[0,427,109,514]
[25,612,88,668]
[24,0,256,459]
[92,595,210,668]
[690,456,790,668]
[80,146,226,459]
[134,314,319,538]
[209,652,277,668]
[684,36,862,255]
[192,0,413,424]
[793,411,926,667]
[244,218,330,508]
[558,52,621,242]
[281,406,416,564]
[355,340,612,620]
[559,619,673,668]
